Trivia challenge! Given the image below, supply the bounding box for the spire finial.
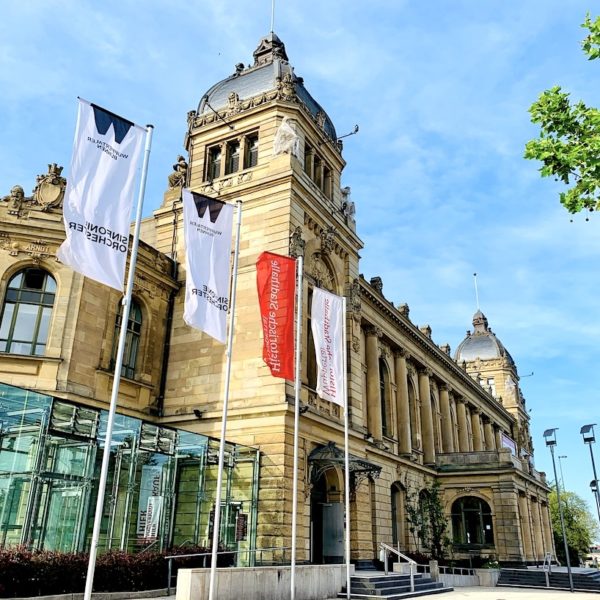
[271,0,275,33]
[473,272,480,311]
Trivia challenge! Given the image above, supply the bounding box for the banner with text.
[183,189,234,343]
[256,251,296,379]
[311,287,345,407]
[57,98,145,290]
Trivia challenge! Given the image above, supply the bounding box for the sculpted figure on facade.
[273,116,300,157]
[168,156,188,189]
[370,276,383,295]
[289,226,305,258]
[319,225,336,256]
[2,185,26,214]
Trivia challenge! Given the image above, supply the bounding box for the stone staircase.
[337,572,453,599]
[498,567,600,592]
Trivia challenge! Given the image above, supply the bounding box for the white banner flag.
[57,98,145,290]
[311,288,345,407]
[183,189,234,343]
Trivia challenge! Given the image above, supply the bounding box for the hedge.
[0,545,233,598]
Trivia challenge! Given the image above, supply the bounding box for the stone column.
[456,398,469,452]
[394,349,411,456]
[418,368,435,465]
[495,427,503,451]
[365,326,383,441]
[439,383,454,453]
[541,502,555,559]
[518,493,534,562]
[483,418,495,450]
[470,408,483,451]
[530,498,544,561]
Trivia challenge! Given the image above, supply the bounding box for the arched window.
[379,359,390,437]
[0,268,56,355]
[451,496,494,546]
[112,299,142,379]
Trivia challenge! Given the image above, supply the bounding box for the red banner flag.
[256,251,296,380]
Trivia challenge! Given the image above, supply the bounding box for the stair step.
[337,586,453,600]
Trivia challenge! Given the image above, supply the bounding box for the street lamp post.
[580,424,600,525]
[543,428,574,593]
[558,455,567,490]
[590,480,600,525]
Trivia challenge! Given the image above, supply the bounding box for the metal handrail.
[542,552,553,587]
[165,546,293,595]
[379,542,416,592]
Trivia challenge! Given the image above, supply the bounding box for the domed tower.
[455,310,533,458]
[151,33,364,555]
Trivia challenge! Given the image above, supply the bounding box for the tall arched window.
[0,268,56,355]
[112,300,142,379]
[451,496,494,547]
[379,359,390,437]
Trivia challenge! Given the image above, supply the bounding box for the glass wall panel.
[0,382,259,561]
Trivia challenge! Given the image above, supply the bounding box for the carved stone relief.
[289,226,306,259]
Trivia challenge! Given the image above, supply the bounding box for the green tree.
[405,480,450,561]
[549,487,599,566]
[524,14,600,214]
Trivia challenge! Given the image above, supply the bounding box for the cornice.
[358,278,515,425]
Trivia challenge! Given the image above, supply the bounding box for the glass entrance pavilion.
[0,383,259,559]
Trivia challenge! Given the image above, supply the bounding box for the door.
[322,503,344,564]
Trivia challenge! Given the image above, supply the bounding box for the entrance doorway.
[310,469,344,564]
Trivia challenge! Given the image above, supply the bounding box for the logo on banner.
[57,98,145,290]
[192,194,227,223]
[183,189,234,343]
[92,104,134,143]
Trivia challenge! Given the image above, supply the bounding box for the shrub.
[0,545,224,597]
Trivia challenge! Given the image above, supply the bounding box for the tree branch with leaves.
[525,14,600,214]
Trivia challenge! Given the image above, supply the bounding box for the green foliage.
[405,480,451,561]
[525,15,600,213]
[0,545,231,598]
[582,13,600,60]
[549,487,600,566]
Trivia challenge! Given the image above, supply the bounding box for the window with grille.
[207,146,222,180]
[245,135,258,169]
[225,141,240,174]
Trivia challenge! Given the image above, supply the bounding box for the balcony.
[436,449,547,484]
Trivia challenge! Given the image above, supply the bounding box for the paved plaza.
[440,587,600,599]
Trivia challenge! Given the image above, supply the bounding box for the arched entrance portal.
[310,468,344,564]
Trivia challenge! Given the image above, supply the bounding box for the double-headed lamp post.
[580,424,600,525]
[543,428,574,593]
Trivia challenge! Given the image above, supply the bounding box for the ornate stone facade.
[0,33,550,567]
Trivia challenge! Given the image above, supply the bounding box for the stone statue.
[289,226,305,258]
[2,185,25,211]
[168,156,188,189]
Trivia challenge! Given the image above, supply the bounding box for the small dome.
[197,33,337,140]
[454,310,514,365]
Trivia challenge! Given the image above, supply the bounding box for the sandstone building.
[0,33,551,567]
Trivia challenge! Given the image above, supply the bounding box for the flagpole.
[83,124,154,600]
[290,255,304,600]
[208,199,243,600]
[342,296,351,600]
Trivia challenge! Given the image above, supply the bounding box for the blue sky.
[2,2,600,517]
